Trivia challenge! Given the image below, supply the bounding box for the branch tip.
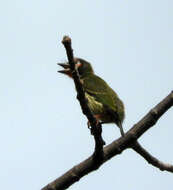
[62,36,71,45]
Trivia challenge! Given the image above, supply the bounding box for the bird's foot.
[87,119,101,137]
[87,119,100,129]
[87,120,106,145]
[87,121,91,129]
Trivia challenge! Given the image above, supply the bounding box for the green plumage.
[58,58,125,136]
[82,73,125,125]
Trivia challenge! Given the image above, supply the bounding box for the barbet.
[58,58,125,137]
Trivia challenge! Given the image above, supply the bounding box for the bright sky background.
[0,0,173,189]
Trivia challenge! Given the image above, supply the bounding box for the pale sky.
[0,0,173,189]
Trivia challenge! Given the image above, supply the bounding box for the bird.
[58,58,125,137]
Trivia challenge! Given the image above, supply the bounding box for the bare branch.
[61,36,105,158]
[42,91,173,190]
[131,141,173,172]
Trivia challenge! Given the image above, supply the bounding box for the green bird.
[58,58,125,137]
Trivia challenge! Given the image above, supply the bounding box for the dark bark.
[62,36,105,155]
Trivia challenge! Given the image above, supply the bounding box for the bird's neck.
[80,72,95,79]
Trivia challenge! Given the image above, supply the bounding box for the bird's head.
[58,58,94,78]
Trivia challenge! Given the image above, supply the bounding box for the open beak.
[57,60,82,77]
[57,63,72,77]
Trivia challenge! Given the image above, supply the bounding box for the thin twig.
[131,141,173,172]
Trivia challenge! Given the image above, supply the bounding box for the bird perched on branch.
[58,58,125,137]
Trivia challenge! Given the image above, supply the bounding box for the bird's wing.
[83,74,118,112]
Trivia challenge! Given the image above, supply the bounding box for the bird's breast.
[85,92,103,114]
[85,92,114,123]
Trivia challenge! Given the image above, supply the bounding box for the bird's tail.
[118,122,125,137]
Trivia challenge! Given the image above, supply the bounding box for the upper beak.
[57,63,72,76]
[57,63,70,69]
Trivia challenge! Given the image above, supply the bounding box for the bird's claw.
[87,121,92,129]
